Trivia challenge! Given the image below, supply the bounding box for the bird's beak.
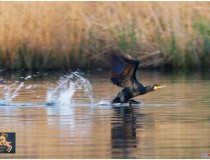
[158,85,166,89]
[154,85,166,90]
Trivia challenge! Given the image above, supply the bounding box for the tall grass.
[0,2,210,70]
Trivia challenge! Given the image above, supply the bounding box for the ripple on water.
[0,71,210,158]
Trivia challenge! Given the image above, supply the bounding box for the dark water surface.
[0,71,210,158]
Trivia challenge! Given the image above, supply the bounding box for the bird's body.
[112,83,144,103]
[108,51,165,104]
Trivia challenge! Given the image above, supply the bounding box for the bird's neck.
[143,85,154,94]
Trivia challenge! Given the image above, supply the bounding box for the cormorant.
[108,52,165,105]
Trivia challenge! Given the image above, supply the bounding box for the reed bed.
[0,2,210,70]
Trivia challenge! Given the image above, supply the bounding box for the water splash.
[0,71,95,106]
[45,71,94,106]
[1,82,24,104]
[0,75,39,105]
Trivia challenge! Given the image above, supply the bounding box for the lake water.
[0,70,209,158]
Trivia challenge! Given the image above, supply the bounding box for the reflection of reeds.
[0,2,210,70]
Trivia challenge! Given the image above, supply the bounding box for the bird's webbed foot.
[128,99,141,105]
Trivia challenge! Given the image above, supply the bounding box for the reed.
[0,2,210,70]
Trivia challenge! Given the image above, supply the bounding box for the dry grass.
[0,2,210,70]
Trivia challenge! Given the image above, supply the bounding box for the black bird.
[108,52,165,105]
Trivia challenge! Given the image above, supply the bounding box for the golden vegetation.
[0,2,210,70]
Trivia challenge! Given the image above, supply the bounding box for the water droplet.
[45,71,94,105]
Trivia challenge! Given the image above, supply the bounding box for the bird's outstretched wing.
[108,52,140,88]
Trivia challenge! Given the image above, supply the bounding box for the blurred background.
[0,2,210,70]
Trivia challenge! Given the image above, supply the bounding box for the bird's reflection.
[111,106,142,158]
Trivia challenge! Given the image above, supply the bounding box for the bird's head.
[152,84,166,91]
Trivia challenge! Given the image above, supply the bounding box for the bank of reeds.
[0,2,210,70]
